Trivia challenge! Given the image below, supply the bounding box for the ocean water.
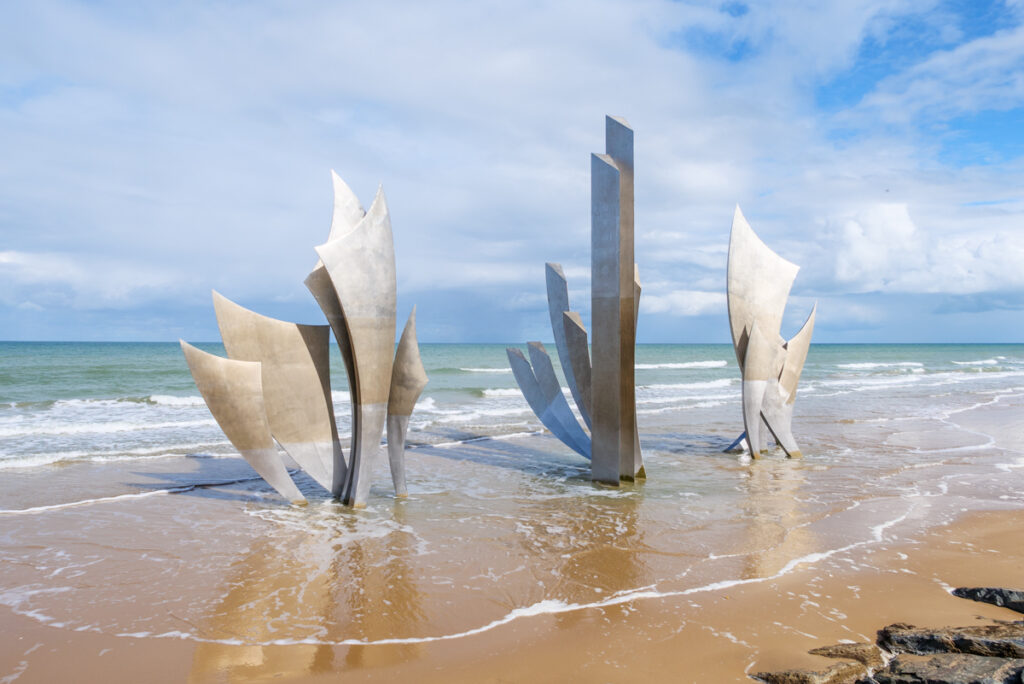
[0,342,1022,471]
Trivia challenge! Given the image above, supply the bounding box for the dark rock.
[877,622,1024,659]
[809,642,886,669]
[751,660,866,684]
[953,588,1024,615]
[870,653,1024,684]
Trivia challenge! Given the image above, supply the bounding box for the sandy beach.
[1,345,1022,682]
[0,484,1020,683]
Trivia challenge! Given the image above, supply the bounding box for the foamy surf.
[642,378,733,391]
[636,360,728,369]
[837,362,923,369]
[147,394,207,406]
[0,473,277,513]
[0,488,180,514]
[0,441,230,470]
[7,502,919,649]
[0,418,217,438]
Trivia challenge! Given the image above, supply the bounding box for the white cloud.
[831,203,1024,294]
[641,290,726,316]
[0,1,1022,340]
[857,23,1024,123]
[834,203,926,289]
[0,250,185,309]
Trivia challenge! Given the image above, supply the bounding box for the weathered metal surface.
[545,263,592,430]
[180,341,305,503]
[212,291,339,492]
[591,116,639,484]
[387,308,429,497]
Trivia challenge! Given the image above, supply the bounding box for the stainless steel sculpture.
[212,291,341,492]
[314,187,397,508]
[759,305,816,457]
[507,116,644,485]
[304,172,364,496]
[505,346,590,459]
[545,263,591,430]
[591,116,641,484]
[726,206,815,458]
[180,341,306,504]
[387,308,428,497]
[181,171,427,507]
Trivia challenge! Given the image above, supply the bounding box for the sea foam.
[837,362,923,370]
[635,360,728,370]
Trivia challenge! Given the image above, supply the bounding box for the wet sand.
[0,456,1021,683]
[2,377,1023,682]
[1,507,1021,682]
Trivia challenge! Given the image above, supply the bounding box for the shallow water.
[0,343,1022,680]
[2,342,1022,468]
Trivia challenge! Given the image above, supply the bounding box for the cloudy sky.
[2,0,1023,343]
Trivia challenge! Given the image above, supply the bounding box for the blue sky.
[1,0,1023,343]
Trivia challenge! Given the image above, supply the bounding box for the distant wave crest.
[147,394,206,407]
[636,360,728,370]
[642,378,733,391]
[0,418,216,438]
[837,362,923,369]
[480,388,525,398]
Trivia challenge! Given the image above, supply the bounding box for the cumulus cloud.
[834,203,926,289]
[832,203,1024,294]
[641,290,726,316]
[0,250,185,310]
[0,1,1022,340]
[857,23,1024,124]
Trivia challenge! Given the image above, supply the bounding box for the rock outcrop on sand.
[952,587,1024,615]
[877,621,1024,659]
[872,654,1024,683]
[751,587,1024,684]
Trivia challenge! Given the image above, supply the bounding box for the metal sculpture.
[180,341,306,504]
[507,116,644,485]
[181,171,427,506]
[386,308,428,497]
[212,291,340,492]
[314,187,397,508]
[726,206,815,458]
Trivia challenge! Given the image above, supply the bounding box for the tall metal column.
[590,116,638,484]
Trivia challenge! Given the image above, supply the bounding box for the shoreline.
[1,344,1022,682]
[0,453,1021,683]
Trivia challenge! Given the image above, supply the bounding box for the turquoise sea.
[1,341,1022,470]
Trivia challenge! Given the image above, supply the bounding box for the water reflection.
[337,503,424,668]
[188,503,424,682]
[738,456,816,579]
[510,480,649,628]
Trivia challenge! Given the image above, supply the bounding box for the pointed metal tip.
[606,115,632,129]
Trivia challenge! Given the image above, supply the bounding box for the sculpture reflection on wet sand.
[726,206,816,459]
[508,116,644,485]
[181,171,427,507]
